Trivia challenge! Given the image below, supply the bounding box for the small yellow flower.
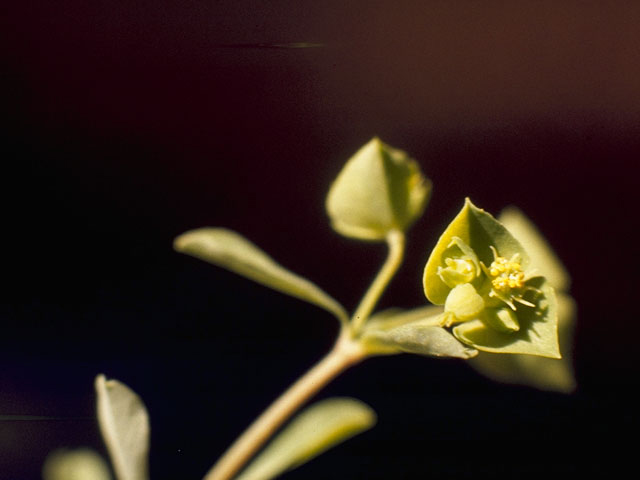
[482,246,537,310]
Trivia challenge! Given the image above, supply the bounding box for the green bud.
[437,236,480,288]
[444,283,485,323]
[326,138,431,241]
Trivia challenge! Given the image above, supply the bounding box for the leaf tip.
[173,230,194,253]
[464,197,484,213]
[94,374,106,392]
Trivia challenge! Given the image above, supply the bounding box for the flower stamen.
[482,246,536,310]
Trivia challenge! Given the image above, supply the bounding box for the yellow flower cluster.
[487,246,526,293]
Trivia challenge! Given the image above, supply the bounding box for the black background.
[1,2,638,479]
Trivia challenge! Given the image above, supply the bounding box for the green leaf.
[361,307,477,358]
[326,137,431,241]
[174,228,348,324]
[43,448,112,480]
[498,207,570,292]
[453,277,560,358]
[424,198,530,305]
[363,321,478,359]
[236,398,376,480]
[95,375,150,480]
[468,292,576,392]
[366,305,444,332]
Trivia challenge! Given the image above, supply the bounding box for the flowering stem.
[351,230,405,334]
[203,330,366,480]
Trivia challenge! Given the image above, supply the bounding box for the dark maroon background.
[1,2,638,479]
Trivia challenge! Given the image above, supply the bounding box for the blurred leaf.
[42,448,112,480]
[498,207,570,292]
[236,398,376,480]
[95,375,150,480]
[326,137,431,241]
[174,228,348,323]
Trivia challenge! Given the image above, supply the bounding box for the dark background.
[1,1,638,479]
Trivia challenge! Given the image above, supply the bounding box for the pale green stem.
[204,330,366,480]
[350,230,405,334]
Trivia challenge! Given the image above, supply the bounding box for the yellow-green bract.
[326,137,431,241]
[423,199,560,358]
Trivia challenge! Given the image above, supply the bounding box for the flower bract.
[423,199,560,358]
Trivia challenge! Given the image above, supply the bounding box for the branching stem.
[204,330,366,480]
[351,230,406,334]
[205,229,405,480]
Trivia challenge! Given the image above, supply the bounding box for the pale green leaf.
[468,293,576,392]
[236,398,376,480]
[498,207,570,292]
[174,228,348,324]
[424,198,530,305]
[362,306,476,358]
[453,277,560,358]
[326,137,431,241]
[95,375,150,480]
[43,448,112,480]
[366,305,444,332]
[363,321,478,358]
